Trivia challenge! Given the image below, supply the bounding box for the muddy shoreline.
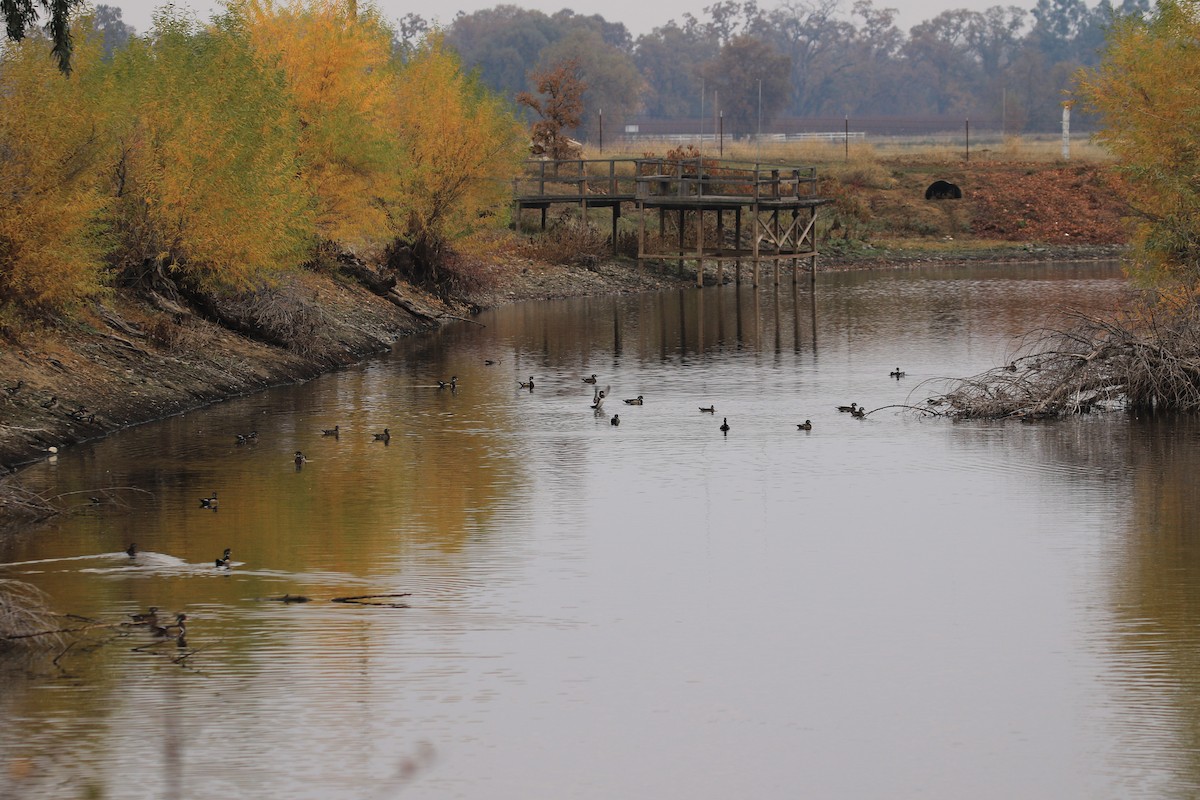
[0,244,1125,476]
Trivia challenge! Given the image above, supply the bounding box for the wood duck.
[591,391,606,410]
[890,368,906,378]
[484,359,497,365]
[321,425,339,436]
[837,403,858,413]
[699,405,715,413]
[41,395,57,409]
[129,606,158,624]
[610,414,620,426]
[797,420,812,430]
[294,450,307,466]
[126,543,138,558]
[199,492,218,509]
[215,548,232,568]
[373,428,390,443]
[152,613,187,638]
[720,418,730,432]
[623,396,644,405]
[851,406,866,418]
[582,374,598,384]
[4,380,23,396]
[236,431,259,445]
[519,377,535,389]
[437,376,458,390]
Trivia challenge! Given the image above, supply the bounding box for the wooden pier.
[512,157,828,287]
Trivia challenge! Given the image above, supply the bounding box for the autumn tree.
[536,28,644,141]
[383,33,525,285]
[1078,0,1200,287]
[105,10,313,293]
[0,24,108,314]
[240,0,399,247]
[517,59,586,160]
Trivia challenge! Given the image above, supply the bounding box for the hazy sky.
[107,0,1021,38]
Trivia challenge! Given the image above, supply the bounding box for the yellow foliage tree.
[384,33,526,284]
[105,12,314,292]
[0,32,108,314]
[239,0,398,247]
[1078,0,1200,288]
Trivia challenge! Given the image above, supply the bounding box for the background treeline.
[0,0,526,317]
[429,0,1147,140]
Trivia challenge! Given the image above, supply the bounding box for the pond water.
[4,261,1200,799]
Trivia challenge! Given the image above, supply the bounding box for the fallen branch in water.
[331,593,412,608]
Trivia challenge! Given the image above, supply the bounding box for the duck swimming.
[373,428,391,443]
[129,606,158,624]
[215,548,232,568]
[890,368,906,378]
[321,425,339,436]
[851,406,866,418]
[199,492,218,510]
[837,403,858,413]
[294,450,307,466]
[610,414,620,426]
[582,374,598,384]
[797,420,812,430]
[699,406,715,413]
[151,613,187,638]
[720,418,730,433]
[519,377,535,389]
[623,396,644,405]
[126,543,138,558]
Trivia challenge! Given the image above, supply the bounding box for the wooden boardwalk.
[513,157,829,287]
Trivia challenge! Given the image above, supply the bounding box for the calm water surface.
[3,261,1199,799]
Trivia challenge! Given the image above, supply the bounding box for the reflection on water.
[5,261,1200,799]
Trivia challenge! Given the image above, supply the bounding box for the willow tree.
[384,33,525,284]
[1078,0,1200,289]
[0,25,108,314]
[240,0,399,247]
[105,11,313,293]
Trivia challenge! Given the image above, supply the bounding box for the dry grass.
[586,135,1114,167]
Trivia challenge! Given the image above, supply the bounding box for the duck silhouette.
[890,368,906,378]
[151,613,187,639]
[623,396,644,405]
[373,428,390,443]
[797,420,812,431]
[851,406,867,418]
[215,548,232,568]
[437,376,458,390]
[321,425,339,436]
[582,374,598,384]
[519,377,535,389]
[699,405,715,413]
[610,414,620,426]
[720,418,730,433]
[199,492,218,510]
[294,450,307,467]
[126,543,138,558]
[837,403,858,413]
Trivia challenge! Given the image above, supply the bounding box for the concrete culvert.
[925,180,963,200]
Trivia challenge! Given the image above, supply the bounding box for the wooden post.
[678,209,686,277]
[696,207,705,287]
[716,209,725,285]
[735,207,743,285]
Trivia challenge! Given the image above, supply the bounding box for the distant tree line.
[437,0,1149,140]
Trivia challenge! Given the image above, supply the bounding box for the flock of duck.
[568,365,905,435]
[120,542,231,645]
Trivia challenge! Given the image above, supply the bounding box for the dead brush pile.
[934,299,1200,418]
[0,579,63,650]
